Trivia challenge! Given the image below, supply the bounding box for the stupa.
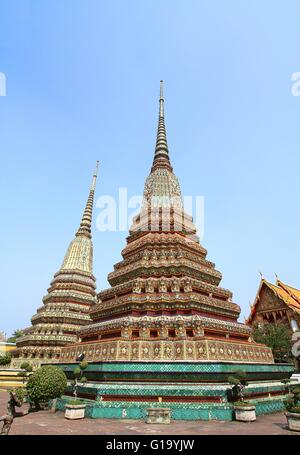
[12,162,99,368]
[55,83,294,420]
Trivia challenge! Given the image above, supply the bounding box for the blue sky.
[0,1,299,336]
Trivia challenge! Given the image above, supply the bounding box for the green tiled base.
[52,360,294,421]
[62,379,292,400]
[55,395,287,421]
[56,361,294,383]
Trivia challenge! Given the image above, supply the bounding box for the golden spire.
[76,161,99,239]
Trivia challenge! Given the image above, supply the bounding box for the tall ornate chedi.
[57,83,294,421]
[12,163,99,368]
[61,83,272,364]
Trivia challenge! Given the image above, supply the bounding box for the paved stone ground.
[0,390,298,435]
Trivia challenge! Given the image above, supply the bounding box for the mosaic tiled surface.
[60,339,274,363]
[58,360,294,374]
[57,361,294,384]
[67,380,292,399]
[54,358,293,420]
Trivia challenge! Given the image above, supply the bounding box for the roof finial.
[76,162,99,238]
[259,270,263,279]
[274,272,279,284]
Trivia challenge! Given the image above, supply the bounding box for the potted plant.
[65,361,88,420]
[228,370,256,422]
[26,365,67,411]
[284,385,300,432]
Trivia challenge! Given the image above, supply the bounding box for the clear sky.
[0,1,299,337]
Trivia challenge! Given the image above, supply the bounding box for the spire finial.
[151,80,172,172]
[159,80,164,117]
[76,162,99,238]
[160,80,164,97]
[91,160,99,191]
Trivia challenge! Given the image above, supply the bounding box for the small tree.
[72,361,88,400]
[26,365,67,409]
[227,370,248,403]
[252,322,292,363]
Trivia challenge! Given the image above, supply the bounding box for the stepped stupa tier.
[60,83,272,364]
[12,162,99,368]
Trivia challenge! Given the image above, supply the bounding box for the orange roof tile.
[277,280,300,306]
[267,282,300,314]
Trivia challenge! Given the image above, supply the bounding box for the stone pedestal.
[286,412,300,432]
[65,404,86,420]
[146,407,171,424]
[234,405,256,422]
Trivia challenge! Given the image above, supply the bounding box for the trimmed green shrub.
[228,376,240,386]
[26,365,67,405]
[227,370,248,403]
[234,401,253,407]
[0,352,11,366]
[72,361,89,399]
[79,361,88,370]
[67,399,85,406]
[20,361,33,372]
[284,384,300,413]
[8,387,27,404]
[73,366,81,378]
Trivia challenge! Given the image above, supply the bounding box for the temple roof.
[247,278,300,324]
[277,280,300,306]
